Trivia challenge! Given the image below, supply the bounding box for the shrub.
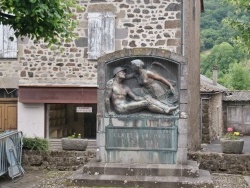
[23,137,49,151]
[223,132,240,140]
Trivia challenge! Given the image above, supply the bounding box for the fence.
[0,131,23,178]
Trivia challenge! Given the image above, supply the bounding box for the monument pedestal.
[67,160,214,187]
[67,51,214,187]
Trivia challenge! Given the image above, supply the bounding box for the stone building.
[200,74,227,143]
[223,91,250,135]
[0,0,204,150]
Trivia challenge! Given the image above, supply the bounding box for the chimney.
[213,65,218,85]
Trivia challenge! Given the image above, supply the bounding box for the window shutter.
[88,12,102,60]
[102,12,115,54]
[88,12,115,60]
[0,24,17,58]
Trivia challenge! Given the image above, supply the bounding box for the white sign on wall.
[76,107,92,113]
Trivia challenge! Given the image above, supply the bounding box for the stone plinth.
[67,160,214,188]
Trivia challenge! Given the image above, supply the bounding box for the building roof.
[223,91,250,101]
[200,74,227,93]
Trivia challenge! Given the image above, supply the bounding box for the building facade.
[0,0,203,150]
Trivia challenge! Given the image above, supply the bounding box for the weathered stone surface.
[75,37,88,47]
[188,151,250,174]
[67,163,213,188]
[22,150,96,170]
[221,139,244,154]
[61,138,88,151]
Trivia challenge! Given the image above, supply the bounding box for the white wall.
[18,102,45,138]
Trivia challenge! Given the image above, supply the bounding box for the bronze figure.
[105,67,178,115]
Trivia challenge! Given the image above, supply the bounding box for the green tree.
[224,0,250,51]
[219,62,250,90]
[201,42,238,76]
[0,0,81,45]
[200,0,237,51]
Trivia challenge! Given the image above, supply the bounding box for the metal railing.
[0,131,23,177]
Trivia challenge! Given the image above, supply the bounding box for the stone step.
[83,160,199,178]
[67,169,213,188]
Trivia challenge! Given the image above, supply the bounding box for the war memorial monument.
[68,48,214,187]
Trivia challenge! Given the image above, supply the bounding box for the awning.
[19,86,97,104]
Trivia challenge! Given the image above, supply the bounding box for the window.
[88,12,115,60]
[0,89,18,98]
[0,24,17,58]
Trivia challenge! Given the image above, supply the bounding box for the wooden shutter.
[88,13,103,60]
[102,12,115,54]
[0,24,17,58]
[88,12,115,60]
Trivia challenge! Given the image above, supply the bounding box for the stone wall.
[0,0,202,151]
[201,93,224,143]
[22,149,250,175]
[0,0,182,87]
[22,150,96,171]
[188,152,250,175]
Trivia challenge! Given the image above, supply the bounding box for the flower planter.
[61,138,88,151]
[220,138,244,154]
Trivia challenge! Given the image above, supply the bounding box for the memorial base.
[67,160,214,188]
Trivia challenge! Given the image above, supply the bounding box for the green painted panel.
[106,126,177,151]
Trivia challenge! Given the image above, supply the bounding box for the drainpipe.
[181,0,185,56]
[213,65,218,85]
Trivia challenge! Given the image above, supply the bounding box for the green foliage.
[224,0,250,51]
[223,133,239,140]
[67,133,81,139]
[200,0,237,51]
[0,0,83,46]
[23,137,49,151]
[219,62,250,90]
[201,42,238,76]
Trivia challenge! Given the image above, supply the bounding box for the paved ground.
[1,136,250,188]
[1,169,250,188]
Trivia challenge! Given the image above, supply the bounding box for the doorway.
[47,104,97,139]
[0,102,17,131]
[0,89,18,132]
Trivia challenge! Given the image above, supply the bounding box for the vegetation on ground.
[23,137,49,151]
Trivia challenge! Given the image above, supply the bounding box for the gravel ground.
[0,170,249,188]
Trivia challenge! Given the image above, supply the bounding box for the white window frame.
[88,12,115,60]
[0,24,17,58]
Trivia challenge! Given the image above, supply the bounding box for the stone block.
[115,28,128,39]
[176,148,187,164]
[96,132,105,147]
[179,103,188,113]
[178,133,187,148]
[179,89,188,103]
[75,37,88,47]
[165,20,181,29]
[97,90,105,115]
[96,116,105,132]
[180,75,187,89]
[61,138,88,151]
[181,64,188,76]
[177,119,187,134]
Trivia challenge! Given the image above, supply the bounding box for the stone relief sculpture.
[105,66,178,115]
[127,59,178,106]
